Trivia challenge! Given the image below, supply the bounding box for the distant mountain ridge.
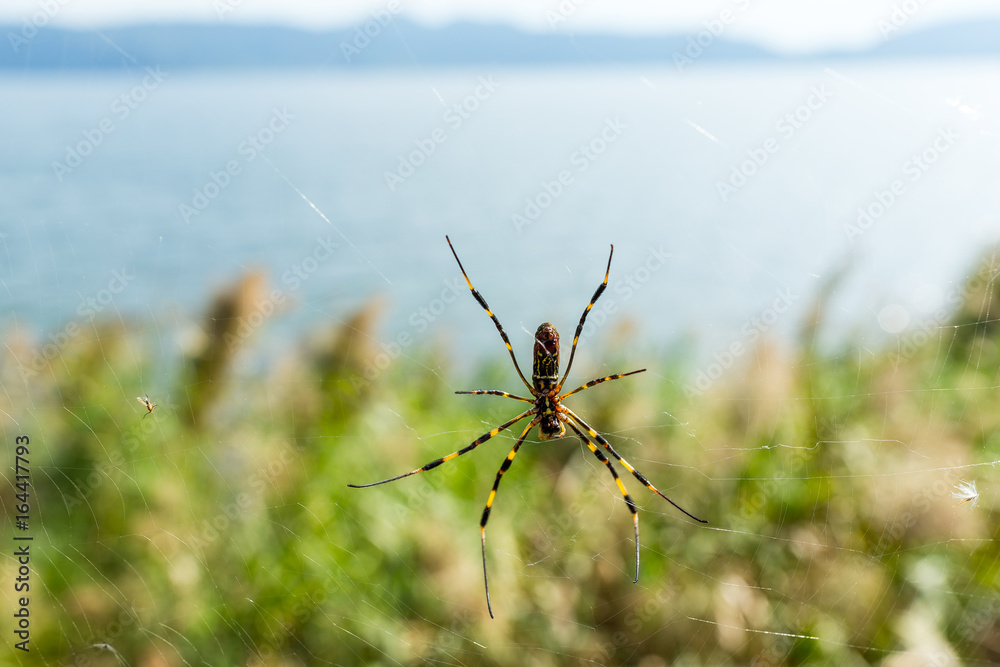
[1,18,999,71]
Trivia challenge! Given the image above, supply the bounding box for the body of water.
[3,61,999,372]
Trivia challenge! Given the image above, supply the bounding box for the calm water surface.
[2,62,999,370]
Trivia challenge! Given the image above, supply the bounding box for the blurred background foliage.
[3,248,1000,666]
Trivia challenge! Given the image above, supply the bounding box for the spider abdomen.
[534,323,565,439]
[532,323,560,393]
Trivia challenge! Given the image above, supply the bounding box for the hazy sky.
[5,0,1000,53]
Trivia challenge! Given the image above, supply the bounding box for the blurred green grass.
[3,252,1000,666]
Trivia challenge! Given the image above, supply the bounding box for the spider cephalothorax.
[349,236,706,618]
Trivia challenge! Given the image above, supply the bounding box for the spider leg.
[481,416,539,618]
[347,407,536,488]
[556,244,614,392]
[566,420,641,583]
[559,369,646,401]
[456,389,534,404]
[563,408,707,524]
[447,236,533,392]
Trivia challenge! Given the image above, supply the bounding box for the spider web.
[3,11,1000,667]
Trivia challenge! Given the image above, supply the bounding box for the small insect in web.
[349,235,707,617]
[87,642,126,665]
[136,395,156,418]
[952,479,979,508]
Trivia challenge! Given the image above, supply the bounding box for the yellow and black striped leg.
[559,369,646,401]
[348,407,535,488]
[567,421,641,583]
[481,416,539,618]
[447,235,533,392]
[556,244,614,391]
[564,408,708,524]
[456,389,534,404]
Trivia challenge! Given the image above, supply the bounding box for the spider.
[349,236,706,617]
[136,395,156,418]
